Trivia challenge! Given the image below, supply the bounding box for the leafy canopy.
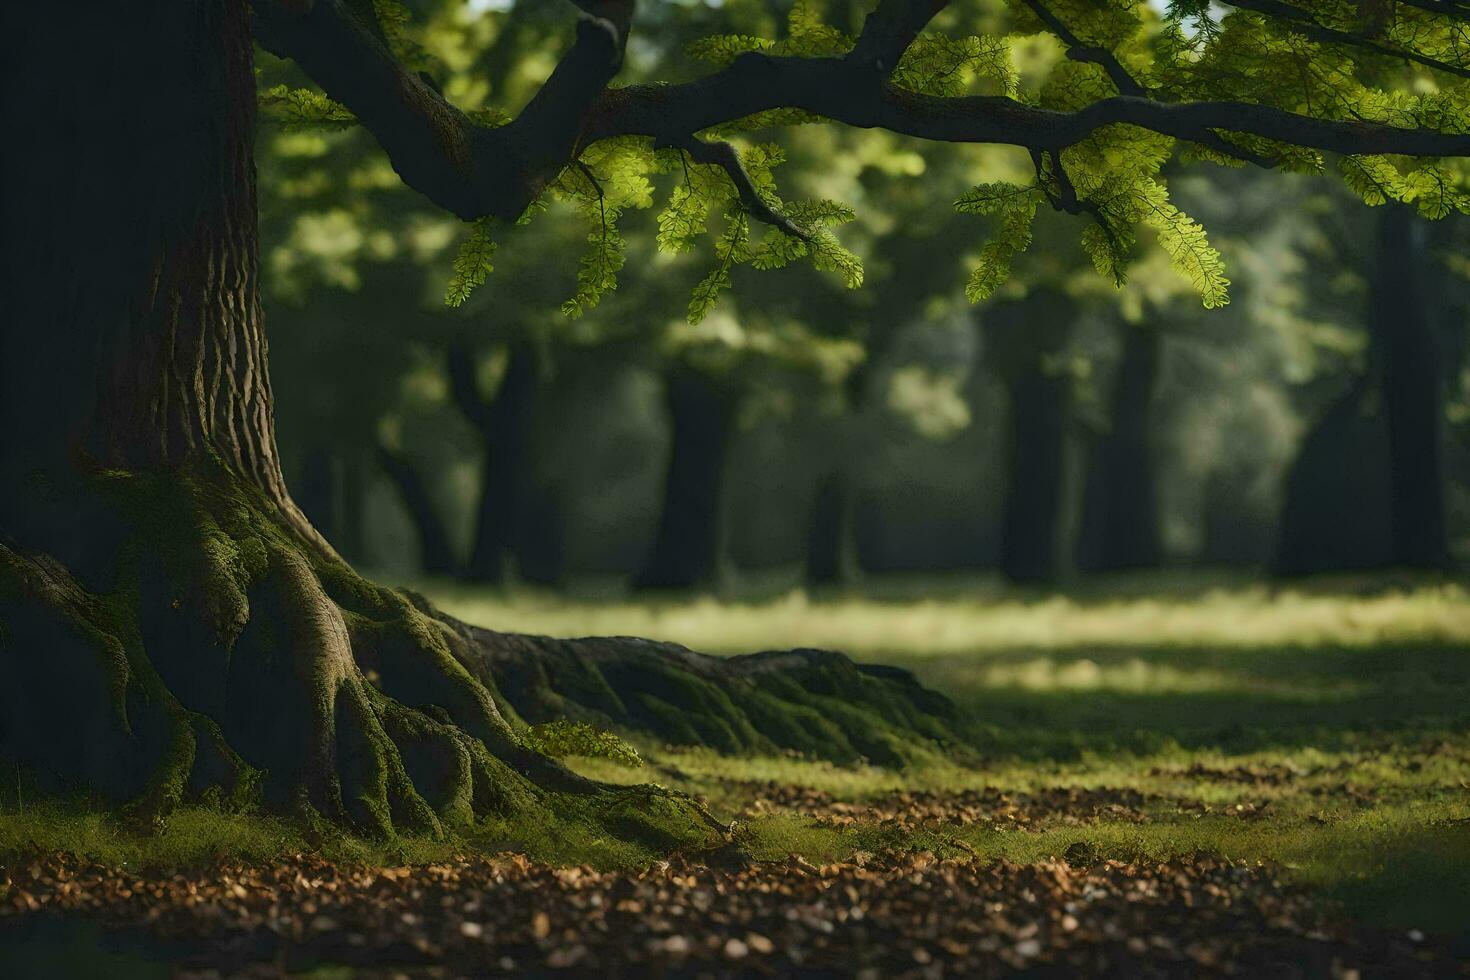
[259,0,1470,317]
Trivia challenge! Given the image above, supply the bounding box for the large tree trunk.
[0,1,956,837]
[634,370,738,592]
[1077,325,1163,572]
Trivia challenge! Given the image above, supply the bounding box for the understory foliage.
[257,0,1470,314]
[518,721,644,769]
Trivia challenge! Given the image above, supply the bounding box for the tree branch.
[1016,0,1272,167]
[1218,0,1470,80]
[251,0,626,220]
[585,64,1470,160]
[668,139,810,240]
[1017,0,1146,97]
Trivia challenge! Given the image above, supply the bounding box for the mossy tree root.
[433,613,964,769]
[0,465,719,849]
[0,463,962,843]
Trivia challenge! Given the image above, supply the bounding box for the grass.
[421,573,1470,656]
[4,575,1469,943]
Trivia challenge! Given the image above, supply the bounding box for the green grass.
[0,796,714,873]
[5,577,1469,941]
[422,574,1470,657]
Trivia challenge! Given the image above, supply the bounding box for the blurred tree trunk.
[634,369,738,592]
[1375,206,1449,568]
[375,444,458,575]
[1000,369,1072,584]
[1274,377,1393,574]
[296,446,338,546]
[447,341,538,584]
[805,469,863,588]
[293,447,368,564]
[1078,325,1163,572]
[1274,205,1446,574]
[985,294,1079,585]
[805,365,869,590]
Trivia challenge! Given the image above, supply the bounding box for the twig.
[663,137,811,240]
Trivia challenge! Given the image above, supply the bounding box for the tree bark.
[1,2,306,568]
[634,370,739,592]
[0,1,960,838]
[1077,325,1163,572]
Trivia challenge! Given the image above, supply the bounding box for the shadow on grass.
[890,642,1470,759]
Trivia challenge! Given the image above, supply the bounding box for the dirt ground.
[3,837,1462,978]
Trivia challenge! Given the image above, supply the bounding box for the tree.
[1275,203,1456,573]
[1077,321,1164,572]
[9,0,1470,835]
[983,290,1082,583]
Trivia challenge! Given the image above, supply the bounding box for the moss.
[1,459,963,859]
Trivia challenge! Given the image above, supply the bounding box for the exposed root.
[0,462,959,846]
[436,615,963,769]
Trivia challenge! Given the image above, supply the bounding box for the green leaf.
[893,34,1016,98]
[1134,182,1230,307]
[258,85,356,130]
[689,206,751,324]
[444,218,497,308]
[519,720,643,768]
[956,182,1042,301]
[686,34,774,66]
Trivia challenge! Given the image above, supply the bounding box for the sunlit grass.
[419,578,1470,657]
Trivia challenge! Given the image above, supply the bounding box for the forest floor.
[3,575,1469,977]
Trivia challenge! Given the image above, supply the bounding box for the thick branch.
[252,0,625,220]
[850,0,951,70]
